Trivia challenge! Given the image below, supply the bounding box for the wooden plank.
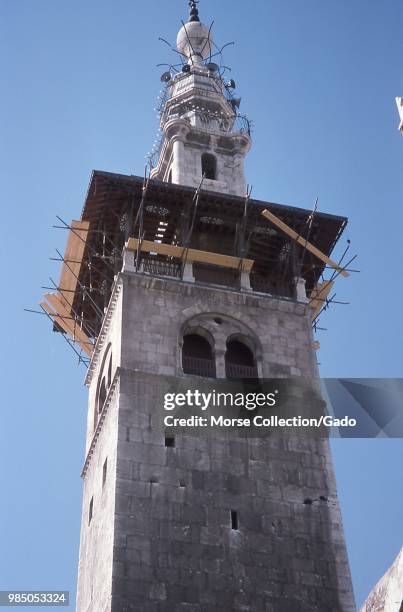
[59,220,90,310]
[44,292,93,352]
[41,300,93,357]
[41,301,78,347]
[45,293,89,342]
[126,238,254,272]
[309,280,334,320]
[261,209,349,278]
[45,293,93,349]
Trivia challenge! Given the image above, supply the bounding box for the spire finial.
[188,0,200,23]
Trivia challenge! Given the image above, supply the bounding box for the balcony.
[225,362,258,380]
[250,273,295,298]
[123,243,300,301]
[182,355,216,378]
[141,256,182,279]
[193,263,239,288]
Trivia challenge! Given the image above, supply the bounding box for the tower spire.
[152,0,251,195]
[188,0,200,22]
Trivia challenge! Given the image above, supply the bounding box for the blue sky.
[1,0,402,608]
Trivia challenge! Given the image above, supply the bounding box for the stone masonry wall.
[119,273,318,380]
[109,272,354,611]
[175,143,247,197]
[111,367,354,611]
[76,378,119,612]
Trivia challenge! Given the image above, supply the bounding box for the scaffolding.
[29,171,356,366]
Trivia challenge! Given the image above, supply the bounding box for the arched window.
[225,339,258,379]
[201,153,217,180]
[182,333,215,378]
[94,344,113,431]
[98,377,107,413]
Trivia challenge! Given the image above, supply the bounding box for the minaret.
[150,1,251,196]
[41,2,355,610]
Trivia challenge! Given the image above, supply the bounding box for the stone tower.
[43,2,355,610]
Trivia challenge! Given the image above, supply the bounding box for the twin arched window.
[182,332,258,379]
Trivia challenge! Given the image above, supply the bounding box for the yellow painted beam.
[309,280,334,320]
[261,209,349,278]
[126,238,254,272]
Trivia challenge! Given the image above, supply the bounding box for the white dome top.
[177,21,213,65]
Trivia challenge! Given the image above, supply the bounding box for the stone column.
[294,276,308,303]
[182,261,195,283]
[122,247,135,273]
[171,138,185,184]
[215,349,226,379]
[240,270,251,291]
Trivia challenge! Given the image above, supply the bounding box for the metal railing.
[225,362,258,380]
[193,264,239,288]
[182,356,216,378]
[141,257,182,279]
[250,274,295,298]
[137,257,296,301]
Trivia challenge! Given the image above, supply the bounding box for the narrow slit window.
[107,356,112,388]
[231,510,238,530]
[89,497,94,525]
[102,458,107,488]
[98,377,107,414]
[165,436,175,448]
